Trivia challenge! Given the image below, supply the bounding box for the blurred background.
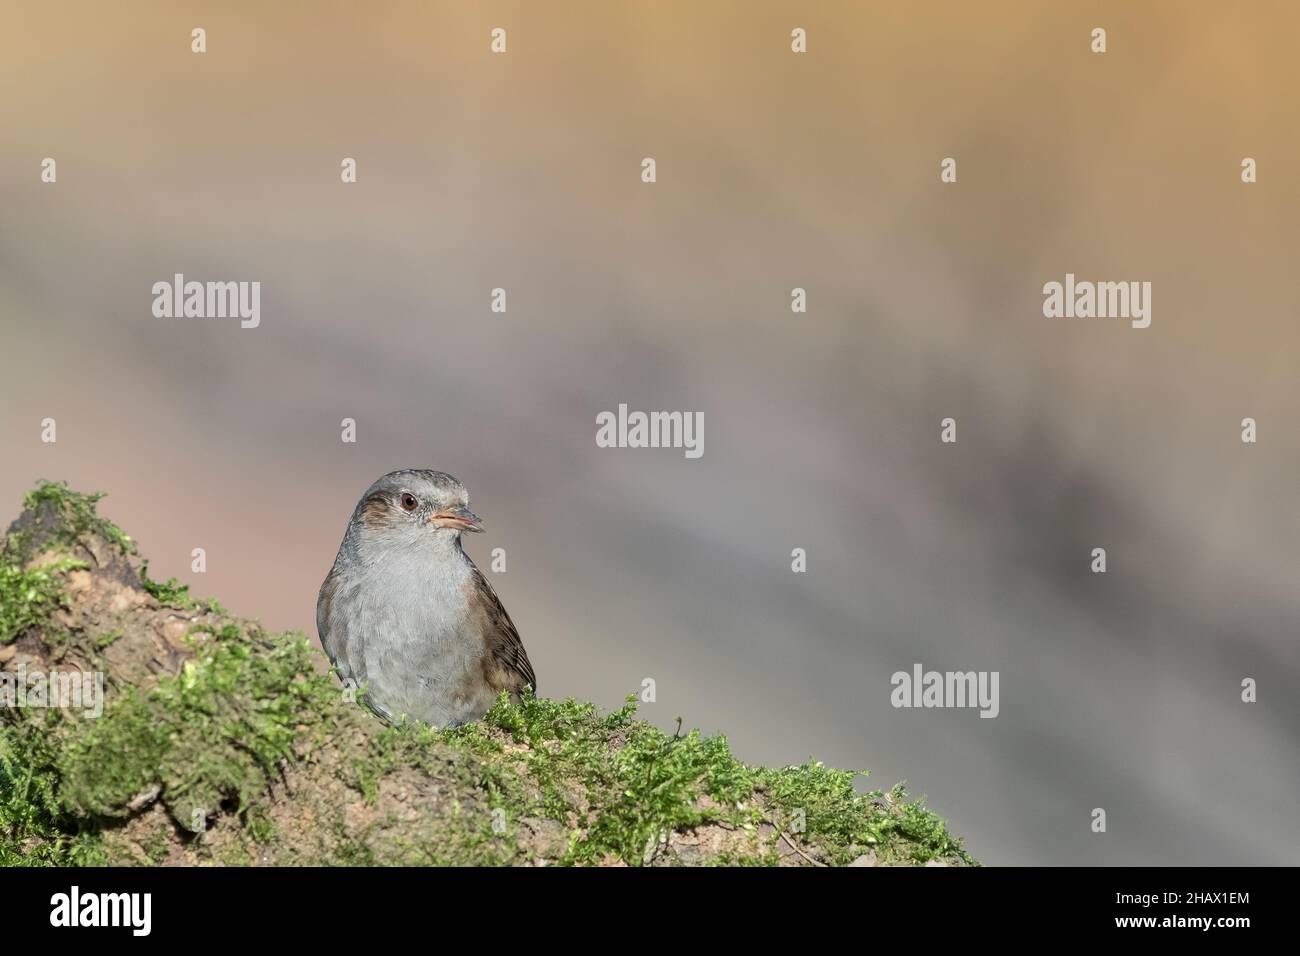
[1,1,1296,864]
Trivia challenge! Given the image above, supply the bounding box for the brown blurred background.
[1,1,1297,864]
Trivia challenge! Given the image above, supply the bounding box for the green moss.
[340,716,536,866]
[139,561,226,614]
[6,649,973,866]
[757,765,972,865]
[0,481,127,647]
[430,693,974,866]
[16,480,134,559]
[1,621,348,863]
[492,697,748,864]
[0,480,974,867]
[138,561,195,607]
[348,721,456,804]
[0,710,107,866]
[0,556,86,645]
[58,624,342,826]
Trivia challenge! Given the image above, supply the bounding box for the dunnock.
[317,469,536,727]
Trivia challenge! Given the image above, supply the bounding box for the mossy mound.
[0,481,974,867]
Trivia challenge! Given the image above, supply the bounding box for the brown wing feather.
[316,565,346,672]
[466,560,536,695]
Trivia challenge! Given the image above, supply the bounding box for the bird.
[317,469,536,728]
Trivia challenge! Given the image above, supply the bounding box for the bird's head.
[349,469,482,555]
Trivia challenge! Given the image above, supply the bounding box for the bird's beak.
[429,505,483,533]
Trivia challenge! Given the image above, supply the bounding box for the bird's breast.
[341,552,487,725]
[354,552,473,644]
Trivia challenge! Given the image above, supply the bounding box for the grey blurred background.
[1,1,1297,863]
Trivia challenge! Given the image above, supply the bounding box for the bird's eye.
[399,493,418,512]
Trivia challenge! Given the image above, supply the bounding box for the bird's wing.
[317,564,356,681]
[465,560,537,695]
[318,567,396,723]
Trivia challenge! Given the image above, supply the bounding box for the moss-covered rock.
[0,481,974,867]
